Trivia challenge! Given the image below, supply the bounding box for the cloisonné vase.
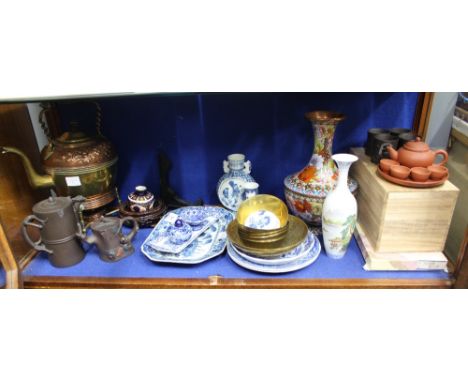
[284,111,356,225]
[322,154,358,259]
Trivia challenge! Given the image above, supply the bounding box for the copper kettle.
[1,103,118,210]
[386,137,449,168]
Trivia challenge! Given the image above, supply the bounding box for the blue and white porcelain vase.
[217,153,255,211]
[322,154,358,259]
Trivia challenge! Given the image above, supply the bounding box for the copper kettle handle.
[39,101,104,139]
[434,149,449,166]
[119,217,139,244]
[93,101,104,137]
[21,215,52,254]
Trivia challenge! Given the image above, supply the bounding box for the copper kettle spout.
[0,146,54,189]
[386,145,398,161]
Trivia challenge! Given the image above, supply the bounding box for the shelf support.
[454,227,468,288]
[0,220,23,289]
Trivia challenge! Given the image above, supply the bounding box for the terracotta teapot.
[386,137,448,168]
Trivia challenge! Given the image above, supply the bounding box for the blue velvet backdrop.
[55,92,419,204]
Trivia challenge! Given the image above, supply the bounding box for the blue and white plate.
[231,230,315,266]
[141,206,234,264]
[226,234,321,273]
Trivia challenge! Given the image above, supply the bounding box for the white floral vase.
[217,154,256,211]
[322,153,358,259]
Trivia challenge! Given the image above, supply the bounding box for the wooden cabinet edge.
[22,275,454,289]
[0,221,22,288]
[454,227,468,288]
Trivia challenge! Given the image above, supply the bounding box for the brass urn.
[1,113,118,211]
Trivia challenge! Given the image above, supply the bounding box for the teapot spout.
[0,146,54,189]
[386,145,398,161]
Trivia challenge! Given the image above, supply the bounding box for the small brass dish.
[227,215,308,257]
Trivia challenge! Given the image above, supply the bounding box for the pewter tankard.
[86,216,138,262]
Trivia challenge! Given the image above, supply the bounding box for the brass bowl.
[227,215,308,257]
[237,194,288,227]
[238,221,289,244]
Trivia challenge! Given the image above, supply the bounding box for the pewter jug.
[22,192,86,267]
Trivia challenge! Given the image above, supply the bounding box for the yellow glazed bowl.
[236,194,289,244]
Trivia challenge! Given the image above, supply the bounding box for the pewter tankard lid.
[90,216,120,233]
[32,192,71,215]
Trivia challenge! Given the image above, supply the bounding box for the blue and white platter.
[146,211,218,253]
[226,234,321,273]
[231,230,316,266]
[141,206,234,264]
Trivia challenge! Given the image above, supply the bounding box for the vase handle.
[223,160,229,173]
[243,160,251,174]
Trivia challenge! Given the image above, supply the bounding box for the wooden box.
[350,148,459,253]
[354,222,449,271]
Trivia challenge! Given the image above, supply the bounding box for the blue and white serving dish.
[226,233,321,273]
[178,208,208,229]
[232,230,316,266]
[141,206,234,264]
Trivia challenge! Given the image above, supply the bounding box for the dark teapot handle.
[21,215,52,254]
[119,217,139,244]
[379,142,392,156]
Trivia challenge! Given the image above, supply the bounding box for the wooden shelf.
[16,228,454,289]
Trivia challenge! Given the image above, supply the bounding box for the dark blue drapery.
[56,92,419,204]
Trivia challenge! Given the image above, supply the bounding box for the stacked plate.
[226,195,321,273]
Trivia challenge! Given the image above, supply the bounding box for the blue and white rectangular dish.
[145,211,218,253]
[141,206,234,264]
